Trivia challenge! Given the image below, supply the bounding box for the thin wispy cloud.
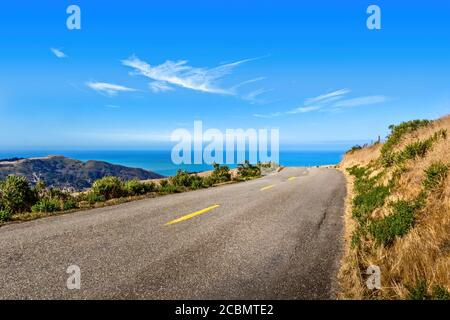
[332,95,389,108]
[122,55,260,95]
[243,88,274,104]
[253,89,389,118]
[149,81,174,93]
[231,77,266,91]
[305,89,350,104]
[50,48,67,58]
[286,106,321,114]
[254,106,320,118]
[86,81,137,96]
[253,112,283,118]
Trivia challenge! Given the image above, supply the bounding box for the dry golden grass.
[338,114,450,299]
[340,143,382,169]
[337,170,366,299]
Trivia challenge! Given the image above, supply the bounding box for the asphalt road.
[0,167,346,299]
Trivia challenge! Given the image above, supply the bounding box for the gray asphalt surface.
[0,167,346,300]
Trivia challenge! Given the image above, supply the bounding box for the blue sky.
[0,0,449,150]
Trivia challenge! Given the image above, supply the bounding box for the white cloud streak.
[122,55,259,95]
[332,96,389,108]
[243,88,274,104]
[50,48,67,58]
[149,81,174,93]
[253,89,389,118]
[305,89,351,104]
[86,81,137,96]
[231,77,266,91]
[286,106,321,114]
[253,112,283,118]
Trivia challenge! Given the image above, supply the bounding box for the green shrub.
[124,179,155,196]
[168,170,216,190]
[350,227,367,248]
[0,210,12,221]
[159,183,180,194]
[348,165,392,224]
[210,163,231,183]
[407,280,429,300]
[381,120,431,155]
[62,197,78,211]
[202,176,215,188]
[381,129,447,168]
[347,165,369,180]
[423,162,449,190]
[0,175,37,214]
[91,176,126,200]
[80,192,105,205]
[237,161,261,179]
[380,152,396,167]
[369,200,417,246]
[190,178,204,190]
[401,139,433,160]
[32,197,61,213]
[169,170,195,188]
[159,179,169,188]
[33,180,47,198]
[47,187,69,200]
[352,185,390,221]
[432,286,450,300]
[188,175,205,190]
[407,281,450,300]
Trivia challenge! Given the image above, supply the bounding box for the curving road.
[0,167,346,299]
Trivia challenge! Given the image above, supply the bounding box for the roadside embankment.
[338,115,450,299]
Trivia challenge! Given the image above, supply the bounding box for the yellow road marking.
[288,177,297,181]
[164,204,220,226]
[260,184,275,191]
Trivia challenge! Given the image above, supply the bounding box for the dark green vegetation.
[343,117,450,299]
[347,119,448,248]
[407,280,450,300]
[0,156,163,191]
[423,161,449,191]
[380,119,446,167]
[0,162,264,224]
[237,161,261,179]
[369,199,421,246]
[0,176,37,215]
[347,166,390,224]
[380,120,431,156]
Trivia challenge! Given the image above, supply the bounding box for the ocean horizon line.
[0,149,346,177]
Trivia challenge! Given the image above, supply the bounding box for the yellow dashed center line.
[164,204,220,226]
[260,184,275,191]
[288,177,297,181]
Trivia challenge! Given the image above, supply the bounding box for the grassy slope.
[338,115,450,299]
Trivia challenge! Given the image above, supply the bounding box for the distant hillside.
[0,156,164,191]
[339,115,450,300]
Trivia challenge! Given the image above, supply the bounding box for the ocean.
[0,150,345,177]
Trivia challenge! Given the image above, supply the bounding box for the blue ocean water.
[0,150,345,177]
